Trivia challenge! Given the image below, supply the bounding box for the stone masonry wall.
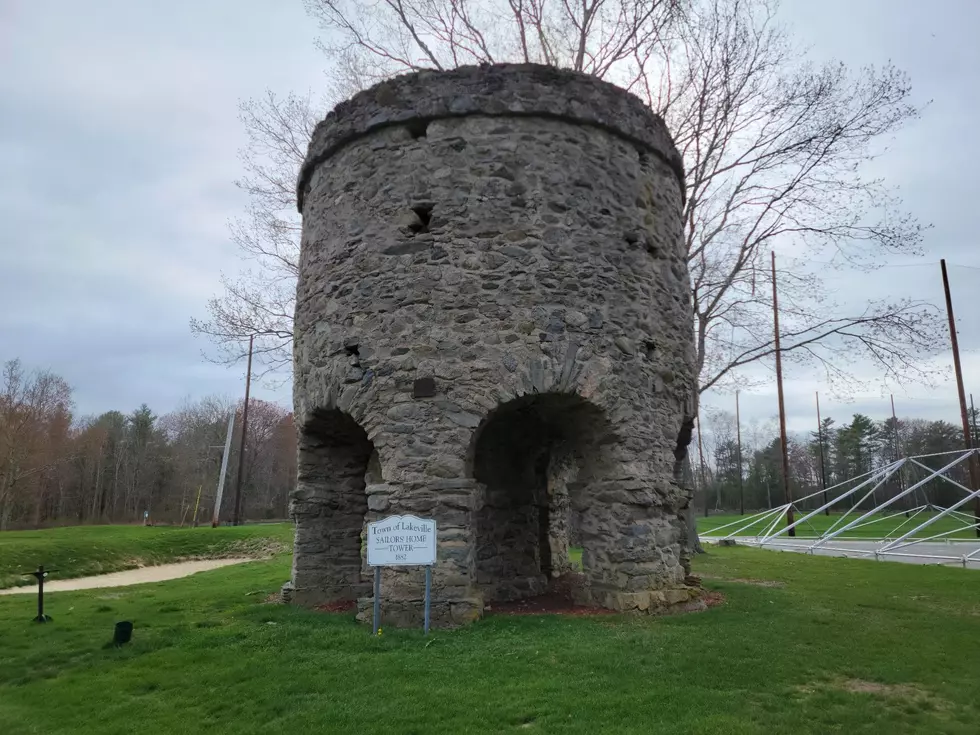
[290,64,700,626]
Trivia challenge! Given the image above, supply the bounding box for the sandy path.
[0,558,255,595]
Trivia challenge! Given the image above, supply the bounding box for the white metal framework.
[701,449,980,568]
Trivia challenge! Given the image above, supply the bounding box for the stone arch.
[468,392,616,603]
[288,408,376,607]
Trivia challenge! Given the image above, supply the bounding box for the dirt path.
[0,558,255,595]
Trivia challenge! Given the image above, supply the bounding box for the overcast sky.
[2,0,979,438]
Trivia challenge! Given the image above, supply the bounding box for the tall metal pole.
[735,390,745,515]
[211,412,235,527]
[940,259,980,537]
[697,416,709,517]
[815,391,829,516]
[771,252,795,536]
[232,335,254,527]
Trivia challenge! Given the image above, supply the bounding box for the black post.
[27,565,54,623]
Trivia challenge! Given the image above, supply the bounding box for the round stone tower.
[287,64,699,627]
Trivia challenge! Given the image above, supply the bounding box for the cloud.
[2,0,978,431]
[0,0,323,416]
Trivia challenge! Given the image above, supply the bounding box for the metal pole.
[424,565,432,635]
[37,567,44,622]
[816,391,829,516]
[372,566,381,635]
[771,252,795,536]
[940,259,980,537]
[697,417,708,517]
[212,412,235,527]
[232,335,254,527]
[736,390,745,516]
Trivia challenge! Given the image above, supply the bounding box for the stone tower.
[286,64,699,627]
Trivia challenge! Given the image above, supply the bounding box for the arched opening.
[291,408,374,605]
[469,394,614,603]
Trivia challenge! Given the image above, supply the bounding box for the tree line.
[695,408,980,514]
[0,358,296,531]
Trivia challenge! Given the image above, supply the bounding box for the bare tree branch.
[198,0,942,402]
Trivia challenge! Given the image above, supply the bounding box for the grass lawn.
[2,542,980,734]
[0,524,294,589]
[698,510,979,539]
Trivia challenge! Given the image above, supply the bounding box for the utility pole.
[971,394,978,448]
[211,412,236,527]
[735,390,745,516]
[232,335,255,526]
[940,260,980,537]
[771,252,795,536]
[815,391,829,515]
[232,335,254,526]
[697,416,709,517]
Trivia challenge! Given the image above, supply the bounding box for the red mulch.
[488,592,618,616]
[703,590,726,609]
[488,574,727,617]
[315,600,357,613]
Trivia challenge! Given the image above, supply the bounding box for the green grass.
[2,544,980,734]
[0,524,294,589]
[698,510,978,539]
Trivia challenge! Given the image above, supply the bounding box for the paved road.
[704,537,980,569]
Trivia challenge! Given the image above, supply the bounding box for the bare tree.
[306,0,684,96]
[190,92,322,377]
[645,0,941,394]
[0,359,74,530]
[197,0,941,398]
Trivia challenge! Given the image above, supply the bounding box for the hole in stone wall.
[409,204,433,234]
[644,340,656,359]
[469,394,614,604]
[405,119,429,139]
[345,344,360,358]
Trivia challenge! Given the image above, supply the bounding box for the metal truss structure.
[701,449,980,568]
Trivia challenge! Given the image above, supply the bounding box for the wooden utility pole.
[771,252,795,536]
[940,260,980,537]
[232,335,254,527]
[735,391,745,516]
[815,391,829,515]
[971,394,978,448]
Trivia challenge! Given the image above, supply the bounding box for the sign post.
[366,514,437,635]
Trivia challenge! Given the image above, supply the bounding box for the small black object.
[412,377,436,398]
[412,378,436,398]
[114,621,134,646]
[25,565,55,623]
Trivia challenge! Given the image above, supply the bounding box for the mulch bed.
[487,592,618,616]
[307,576,726,617]
[488,574,727,617]
[314,600,357,613]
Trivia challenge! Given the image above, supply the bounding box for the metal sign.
[367,514,436,567]
[366,514,437,635]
